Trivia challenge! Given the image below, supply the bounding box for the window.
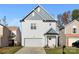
[32,12,35,16]
[49,23,51,26]
[37,7,40,12]
[31,23,36,30]
[73,26,77,33]
[49,38,51,40]
[73,28,77,33]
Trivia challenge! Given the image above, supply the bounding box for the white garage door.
[24,38,43,47]
[68,37,79,46]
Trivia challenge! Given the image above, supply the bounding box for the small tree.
[72,9,79,21]
[2,16,8,26]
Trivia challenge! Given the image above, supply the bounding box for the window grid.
[31,23,36,30]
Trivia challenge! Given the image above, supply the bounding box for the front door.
[9,40,14,46]
[48,36,56,48]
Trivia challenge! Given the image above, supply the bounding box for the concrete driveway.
[15,47,46,54]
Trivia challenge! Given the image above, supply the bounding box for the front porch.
[45,35,58,48]
[44,28,59,48]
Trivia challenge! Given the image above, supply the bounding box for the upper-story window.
[73,26,77,33]
[49,23,51,26]
[73,28,77,33]
[37,7,40,12]
[32,12,35,16]
[31,23,36,30]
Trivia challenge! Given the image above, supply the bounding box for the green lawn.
[64,47,79,54]
[45,47,79,54]
[0,46,22,54]
[45,47,62,54]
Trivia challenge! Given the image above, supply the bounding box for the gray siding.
[24,6,54,21]
[36,7,54,20]
[16,28,21,45]
[59,29,66,46]
[25,11,43,20]
[1,26,10,47]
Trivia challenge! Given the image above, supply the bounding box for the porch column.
[44,35,48,47]
[56,35,58,47]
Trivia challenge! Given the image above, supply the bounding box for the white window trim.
[37,7,40,12]
[31,23,36,30]
[72,26,77,34]
[73,25,77,28]
[32,12,35,16]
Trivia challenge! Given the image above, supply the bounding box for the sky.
[0,4,79,27]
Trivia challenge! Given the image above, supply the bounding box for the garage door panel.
[24,39,43,47]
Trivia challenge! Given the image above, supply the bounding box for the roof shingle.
[44,28,58,35]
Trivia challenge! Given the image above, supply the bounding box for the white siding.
[21,20,57,46]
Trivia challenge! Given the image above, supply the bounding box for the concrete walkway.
[15,47,46,54]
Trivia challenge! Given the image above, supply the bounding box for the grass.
[0,46,22,54]
[64,47,79,54]
[45,47,79,54]
[45,47,62,54]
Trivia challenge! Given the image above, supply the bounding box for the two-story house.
[0,24,10,47]
[8,26,21,46]
[59,20,79,47]
[20,5,59,48]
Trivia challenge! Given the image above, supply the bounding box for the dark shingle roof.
[20,5,56,22]
[8,26,18,31]
[20,6,40,22]
[44,28,58,35]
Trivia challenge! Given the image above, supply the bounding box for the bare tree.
[57,11,72,29]
[2,16,8,26]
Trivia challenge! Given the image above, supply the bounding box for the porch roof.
[44,28,58,35]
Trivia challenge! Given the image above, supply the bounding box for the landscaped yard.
[45,47,79,54]
[0,46,22,54]
[45,47,62,54]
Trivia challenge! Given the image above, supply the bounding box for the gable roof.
[44,28,58,35]
[20,5,56,22]
[0,24,5,27]
[0,24,8,28]
[59,20,79,30]
[8,26,18,31]
[64,19,79,27]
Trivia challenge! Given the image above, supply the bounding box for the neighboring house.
[8,26,21,46]
[59,20,79,47]
[20,5,59,48]
[0,24,10,47]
